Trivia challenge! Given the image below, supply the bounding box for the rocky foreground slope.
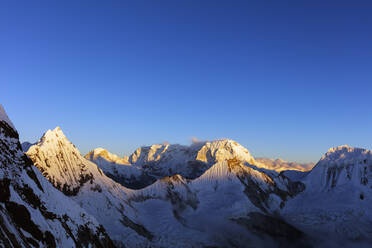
[0,105,113,247]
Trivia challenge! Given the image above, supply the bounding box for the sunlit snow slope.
[283,145,372,247]
[26,128,154,247]
[0,105,113,248]
[87,140,307,247]
[19,104,372,248]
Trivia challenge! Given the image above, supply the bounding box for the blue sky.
[1,1,372,162]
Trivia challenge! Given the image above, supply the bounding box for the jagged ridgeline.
[0,105,114,248]
[3,103,372,248]
[25,125,310,247]
[25,127,154,247]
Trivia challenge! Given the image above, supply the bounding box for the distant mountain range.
[84,141,314,189]
[1,105,372,247]
[255,158,314,172]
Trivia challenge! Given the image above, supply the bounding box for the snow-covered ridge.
[0,104,15,129]
[304,145,372,191]
[85,147,148,189]
[86,139,316,192]
[110,139,256,167]
[86,147,130,165]
[319,145,372,166]
[0,106,113,247]
[4,103,372,247]
[26,127,97,195]
[26,127,154,247]
[256,158,314,172]
[284,145,372,244]
[89,139,314,177]
[195,139,256,164]
[124,157,306,247]
[88,139,258,178]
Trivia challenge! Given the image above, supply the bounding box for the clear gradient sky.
[1,1,372,163]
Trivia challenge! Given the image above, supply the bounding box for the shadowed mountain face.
[0,106,114,248]
[84,148,156,189]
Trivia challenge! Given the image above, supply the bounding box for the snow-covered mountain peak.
[26,127,99,196]
[26,127,155,246]
[304,145,372,192]
[196,139,256,165]
[129,143,172,164]
[325,144,351,154]
[92,147,107,155]
[42,126,66,140]
[38,126,71,147]
[85,139,259,190]
[86,147,130,165]
[121,139,258,180]
[87,147,110,159]
[0,104,15,129]
[127,139,255,166]
[319,145,372,166]
[0,107,114,247]
[255,157,314,172]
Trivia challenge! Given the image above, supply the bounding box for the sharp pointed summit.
[25,127,154,247]
[0,106,114,247]
[0,104,15,130]
[2,105,372,247]
[26,126,94,195]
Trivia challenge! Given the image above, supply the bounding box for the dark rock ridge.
[227,158,305,213]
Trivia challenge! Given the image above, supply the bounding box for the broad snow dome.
[86,147,130,164]
[318,145,372,166]
[0,104,15,130]
[195,139,256,164]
